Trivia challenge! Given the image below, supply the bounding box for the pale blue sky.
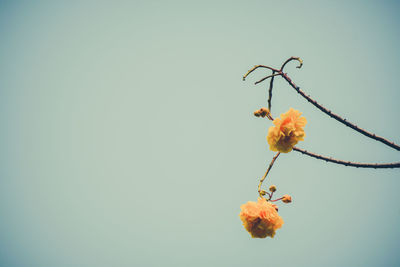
[0,1,399,266]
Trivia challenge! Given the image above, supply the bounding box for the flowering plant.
[240,57,400,238]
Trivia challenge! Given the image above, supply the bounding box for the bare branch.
[243,65,280,81]
[293,147,400,168]
[254,73,282,85]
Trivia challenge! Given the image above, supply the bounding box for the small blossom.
[267,108,307,153]
[269,185,277,192]
[282,194,292,203]
[239,198,284,238]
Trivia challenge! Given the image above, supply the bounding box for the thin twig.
[258,152,280,197]
[281,73,400,151]
[267,71,275,111]
[280,56,303,71]
[270,197,283,202]
[268,190,274,200]
[293,147,400,168]
[243,65,280,81]
[254,73,282,85]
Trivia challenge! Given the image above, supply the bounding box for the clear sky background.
[0,1,400,266]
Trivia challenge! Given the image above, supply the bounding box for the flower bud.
[254,110,261,117]
[259,190,267,196]
[269,185,277,192]
[254,107,270,118]
[259,107,269,117]
[282,194,292,203]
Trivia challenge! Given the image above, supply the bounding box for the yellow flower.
[239,198,284,238]
[267,108,307,153]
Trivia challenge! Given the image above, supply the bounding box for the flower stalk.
[258,152,280,197]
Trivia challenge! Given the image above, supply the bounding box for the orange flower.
[239,198,284,238]
[267,108,307,153]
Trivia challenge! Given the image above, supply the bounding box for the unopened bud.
[282,194,292,203]
[259,190,267,196]
[269,185,277,192]
[253,107,270,118]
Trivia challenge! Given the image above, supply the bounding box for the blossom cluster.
[267,108,307,153]
[239,108,304,238]
[239,198,283,238]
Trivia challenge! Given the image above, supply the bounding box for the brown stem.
[255,73,282,85]
[258,152,280,197]
[267,71,275,111]
[293,147,400,168]
[270,197,283,202]
[243,65,280,81]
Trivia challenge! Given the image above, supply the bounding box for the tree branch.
[281,73,400,151]
[293,147,400,168]
[243,57,400,152]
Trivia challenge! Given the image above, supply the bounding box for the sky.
[0,1,400,266]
